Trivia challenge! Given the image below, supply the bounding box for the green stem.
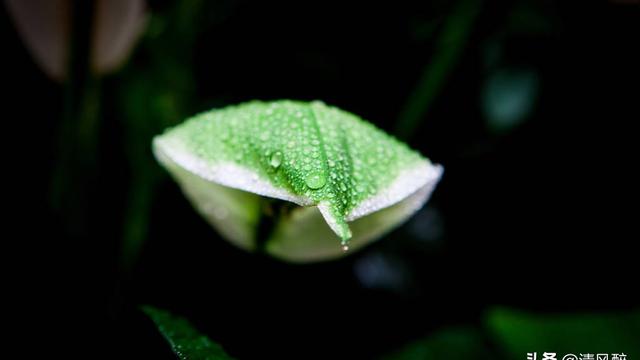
[121,172,155,271]
[395,0,480,140]
[117,0,206,270]
[50,0,100,236]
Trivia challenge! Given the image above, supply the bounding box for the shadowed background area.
[4,0,639,359]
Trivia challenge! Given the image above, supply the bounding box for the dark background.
[4,0,639,359]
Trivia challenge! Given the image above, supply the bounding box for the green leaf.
[153,100,442,262]
[487,307,640,360]
[142,306,234,360]
[384,327,494,360]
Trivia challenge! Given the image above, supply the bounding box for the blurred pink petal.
[4,0,146,81]
[92,0,147,74]
[5,0,70,81]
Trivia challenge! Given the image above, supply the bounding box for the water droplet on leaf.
[270,151,282,168]
[305,172,326,189]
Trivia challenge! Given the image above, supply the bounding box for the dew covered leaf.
[153,100,442,262]
[142,306,234,360]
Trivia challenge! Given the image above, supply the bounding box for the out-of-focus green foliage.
[386,308,640,360]
[142,306,235,360]
[482,68,538,134]
[384,327,494,360]
[117,0,205,269]
[487,308,640,360]
[395,0,480,140]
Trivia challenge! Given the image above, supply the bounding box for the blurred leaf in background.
[482,67,538,134]
[385,308,640,359]
[487,308,640,360]
[385,327,495,360]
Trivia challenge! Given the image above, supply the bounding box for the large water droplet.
[270,151,282,168]
[305,172,326,189]
[341,240,350,252]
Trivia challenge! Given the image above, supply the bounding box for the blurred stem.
[121,171,155,271]
[118,0,205,270]
[51,0,100,236]
[395,0,480,140]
